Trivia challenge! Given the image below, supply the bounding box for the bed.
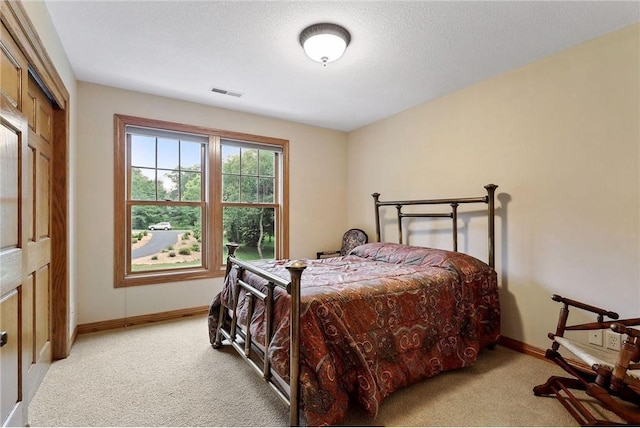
[208,184,501,426]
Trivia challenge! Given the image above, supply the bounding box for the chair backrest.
[340,228,368,256]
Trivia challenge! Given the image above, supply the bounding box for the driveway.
[132,230,183,258]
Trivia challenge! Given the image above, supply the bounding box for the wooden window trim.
[114,114,289,287]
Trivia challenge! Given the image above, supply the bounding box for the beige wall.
[75,82,348,324]
[347,24,640,349]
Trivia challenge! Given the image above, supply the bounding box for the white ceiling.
[44,1,640,132]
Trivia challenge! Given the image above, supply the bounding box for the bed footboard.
[213,243,306,426]
[211,184,500,426]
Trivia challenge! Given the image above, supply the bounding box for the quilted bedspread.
[208,242,500,426]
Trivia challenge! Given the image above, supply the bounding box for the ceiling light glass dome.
[299,23,351,66]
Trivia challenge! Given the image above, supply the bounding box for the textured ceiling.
[44,1,640,132]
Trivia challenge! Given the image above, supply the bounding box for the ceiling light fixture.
[299,23,351,67]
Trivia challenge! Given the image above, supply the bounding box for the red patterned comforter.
[208,242,500,426]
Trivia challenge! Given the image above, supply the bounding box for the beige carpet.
[28,315,622,427]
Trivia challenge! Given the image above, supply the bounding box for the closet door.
[0,21,29,426]
[24,73,54,400]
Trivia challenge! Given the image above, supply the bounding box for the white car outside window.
[148,222,172,230]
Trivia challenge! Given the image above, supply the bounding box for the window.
[114,115,288,287]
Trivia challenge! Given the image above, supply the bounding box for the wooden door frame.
[2,0,70,359]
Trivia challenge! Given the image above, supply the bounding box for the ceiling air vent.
[211,86,243,98]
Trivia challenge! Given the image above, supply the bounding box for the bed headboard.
[372,184,498,268]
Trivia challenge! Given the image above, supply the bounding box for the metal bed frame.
[373,183,497,268]
[212,183,498,426]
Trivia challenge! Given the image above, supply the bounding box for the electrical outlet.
[588,329,603,346]
[605,330,622,351]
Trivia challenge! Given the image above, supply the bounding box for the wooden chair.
[316,228,368,259]
[533,294,640,425]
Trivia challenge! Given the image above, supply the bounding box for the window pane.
[222,207,275,262]
[131,205,203,272]
[130,135,156,168]
[181,171,201,201]
[259,151,275,177]
[241,148,258,175]
[259,177,274,203]
[181,141,202,171]
[118,115,286,287]
[241,176,258,202]
[131,167,157,201]
[222,145,240,174]
[157,138,179,170]
[222,174,240,202]
[157,169,178,201]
